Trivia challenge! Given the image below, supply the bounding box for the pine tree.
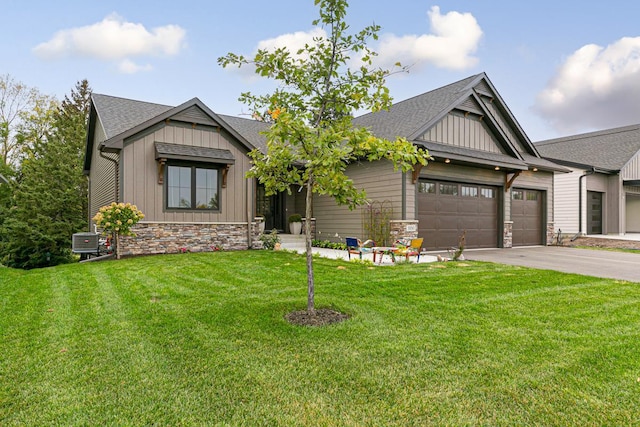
[1,80,91,268]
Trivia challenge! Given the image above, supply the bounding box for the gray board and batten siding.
[120,118,253,224]
[85,94,260,227]
[535,123,640,235]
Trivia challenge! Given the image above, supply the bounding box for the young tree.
[219,0,431,315]
[0,74,47,166]
[0,80,91,269]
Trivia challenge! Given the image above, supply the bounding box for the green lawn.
[1,251,639,426]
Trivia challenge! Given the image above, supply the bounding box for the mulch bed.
[561,236,640,250]
[285,308,350,327]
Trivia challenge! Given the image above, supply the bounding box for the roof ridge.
[92,93,174,109]
[387,73,481,108]
[536,123,640,145]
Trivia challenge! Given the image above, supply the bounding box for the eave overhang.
[415,140,528,172]
[154,141,235,165]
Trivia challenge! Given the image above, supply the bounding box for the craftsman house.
[535,124,640,236]
[83,72,564,254]
[312,73,566,250]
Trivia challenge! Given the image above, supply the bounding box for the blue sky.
[2,0,639,141]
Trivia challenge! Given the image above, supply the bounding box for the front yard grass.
[1,251,639,425]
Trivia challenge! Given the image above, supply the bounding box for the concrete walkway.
[280,235,640,281]
[279,235,438,266]
[464,246,640,282]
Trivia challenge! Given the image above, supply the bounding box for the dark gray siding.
[313,160,404,242]
[89,122,117,222]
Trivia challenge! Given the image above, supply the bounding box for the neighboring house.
[535,124,640,236]
[84,72,565,255]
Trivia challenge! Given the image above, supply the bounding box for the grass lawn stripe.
[1,251,639,425]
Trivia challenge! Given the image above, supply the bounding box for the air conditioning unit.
[72,232,100,254]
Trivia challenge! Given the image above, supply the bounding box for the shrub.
[93,202,144,236]
[260,229,280,250]
[312,239,347,251]
[93,202,145,259]
[288,214,302,223]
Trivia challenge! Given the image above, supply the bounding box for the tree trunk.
[305,180,315,313]
[115,232,121,260]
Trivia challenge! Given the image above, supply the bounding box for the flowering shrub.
[93,202,144,236]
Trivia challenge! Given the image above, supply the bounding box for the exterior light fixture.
[445,158,451,163]
[494,166,500,171]
[532,167,538,172]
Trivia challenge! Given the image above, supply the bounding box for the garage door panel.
[418,179,498,250]
[512,189,543,246]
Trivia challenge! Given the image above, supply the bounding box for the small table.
[372,247,399,264]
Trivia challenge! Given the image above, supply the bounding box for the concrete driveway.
[463,246,640,282]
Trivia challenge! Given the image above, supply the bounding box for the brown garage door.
[418,180,499,250]
[511,188,543,246]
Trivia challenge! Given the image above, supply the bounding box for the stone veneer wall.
[546,222,555,246]
[119,221,263,257]
[503,220,513,248]
[390,220,419,241]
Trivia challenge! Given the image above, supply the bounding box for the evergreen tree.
[1,80,91,269]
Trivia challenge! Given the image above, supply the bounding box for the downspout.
[86,175,91,231]
[247,177,252,249]
[578,167,596,234]
[401,171,407,219]
[99,148,120,202]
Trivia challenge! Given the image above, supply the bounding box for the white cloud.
[225,28,327,80]
[117,59,153,74]
[226,5,481,80]
[535,37,640,134]
[33,13,186,73]
[374,6,483,70]
[257,27,327,56]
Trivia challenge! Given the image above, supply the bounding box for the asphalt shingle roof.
[218,114,269,152]
[352,74,481,140]
[90,73,565,172]
[535,124,640,171]
[154,142,235,164]
[92,94,172,140]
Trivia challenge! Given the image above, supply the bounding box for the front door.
[256,185,286,232]
[587,191,603,234]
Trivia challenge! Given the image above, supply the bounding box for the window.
[526,191,539,201]
[418,181,436,193]
[480,187,495,198]
[439,183,458,196]
[167,164,220,210]
[512,190,524,200]
[461,185,478,197]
